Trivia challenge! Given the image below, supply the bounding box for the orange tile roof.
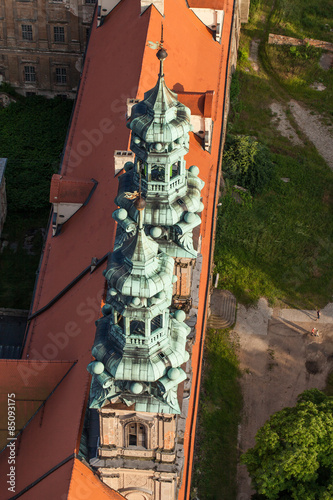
[177,92,205,116]
[49,174,96,204]
[187,0,226,8]
[0,0,236,498]
[68,459,125,500]
[7,457,125,499]
[0,359,75,451]
[16,458,74,500]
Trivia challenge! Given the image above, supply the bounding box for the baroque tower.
[87,41,204,500]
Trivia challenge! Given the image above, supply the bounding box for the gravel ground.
[289,100,333,170]
[270,102,303,146]
[249,39,260,72]
[235,301,333,500]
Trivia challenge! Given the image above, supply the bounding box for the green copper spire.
[117,43,205,258]
[88,194,190,413]
[88,46,203,414]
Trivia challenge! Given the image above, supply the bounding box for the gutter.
[182,0,237,497]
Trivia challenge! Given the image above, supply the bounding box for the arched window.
[125,422,147,448]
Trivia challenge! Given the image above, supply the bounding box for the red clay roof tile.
[0,359,75,451]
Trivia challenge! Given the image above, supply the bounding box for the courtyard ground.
[235,300,333,499]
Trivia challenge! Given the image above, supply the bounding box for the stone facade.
[0,0,95,97]
[98,407,177,459]
[93,407,182,500]
[239,0,250,23]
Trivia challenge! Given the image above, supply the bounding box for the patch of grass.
[264,44,333,116]
[217,0,333,308]
[256,0,333,117]
[0,94,73,211]
[215,146,333,307]
[191,329,242,500]
[270,0,333,43]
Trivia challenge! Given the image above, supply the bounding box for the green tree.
[222,135,274,195]
[242,389,333,499]
[0,92,73,212]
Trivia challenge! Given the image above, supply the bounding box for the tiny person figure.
[311,328,316,336]
[315,330,320,337]
[317,310,321,320]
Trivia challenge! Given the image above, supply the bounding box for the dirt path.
[269,100,333,170]
[270,102,303,146]
[235,301,333,500]
[249,39,260,72]
[289,100,333,170]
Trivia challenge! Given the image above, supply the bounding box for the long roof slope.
[0,0,236,498]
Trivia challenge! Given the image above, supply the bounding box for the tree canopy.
[0,91,72,212]
[242,389,333,499]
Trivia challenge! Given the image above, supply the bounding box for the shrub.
[222,135,275,195]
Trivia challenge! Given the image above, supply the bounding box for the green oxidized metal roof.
[128,50,191,144]
[105,199,175,298]
[144,70,178,117]
[123,222,158,270]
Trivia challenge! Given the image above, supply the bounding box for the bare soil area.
[270,102,303,146]
[289,100,333,170]
[234,301,333,500]
[249,39,260,72]
[269,99,333,170]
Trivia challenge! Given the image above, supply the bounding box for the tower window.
[54,26,65,43]
[171,161,181,179]
[24,66,36,82]
[22,25,33,41]
[151,165,164,181]
[114,312,124,329]
[126,422,146,448]
[130,320,145,336]
[151,314,162,332]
